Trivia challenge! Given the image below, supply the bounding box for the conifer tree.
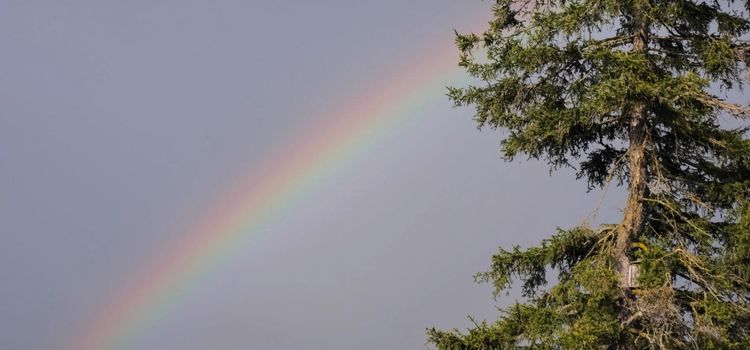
[429,1,750,348]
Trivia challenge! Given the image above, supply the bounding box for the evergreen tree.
[429,1,750,348]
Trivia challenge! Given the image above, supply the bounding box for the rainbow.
[68,38,468,350]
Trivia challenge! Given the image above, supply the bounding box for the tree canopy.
[429,0,750,348]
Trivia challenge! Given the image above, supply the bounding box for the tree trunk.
[616,16,650,289]
[616,104,648,288]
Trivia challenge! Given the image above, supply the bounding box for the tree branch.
[731,42,750,63]
[694,94,750,118]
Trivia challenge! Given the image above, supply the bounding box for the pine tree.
[429,1,750,348]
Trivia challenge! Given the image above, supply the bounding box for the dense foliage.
[428,1,750,348]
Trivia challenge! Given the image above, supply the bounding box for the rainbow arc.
[68,40,465,350]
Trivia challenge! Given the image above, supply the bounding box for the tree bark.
[616,14,650,289]
[616,104,648,288]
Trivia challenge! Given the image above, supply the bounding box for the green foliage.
[430,1,750,348]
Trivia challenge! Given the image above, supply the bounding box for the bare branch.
[731,42,750,63]
[694,94,750,118]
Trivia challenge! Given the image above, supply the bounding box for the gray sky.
[0,1,624,349]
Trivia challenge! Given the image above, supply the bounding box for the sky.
[0,1,625,349]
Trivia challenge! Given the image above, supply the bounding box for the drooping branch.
[695,94,750,118]
[581,35,634,53]
[731,42,750,63]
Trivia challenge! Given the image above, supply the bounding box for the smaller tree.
[429,0,750,348]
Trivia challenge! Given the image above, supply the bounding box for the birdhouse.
[626,262,640,289]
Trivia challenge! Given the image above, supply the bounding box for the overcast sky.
[0,1,625,349]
